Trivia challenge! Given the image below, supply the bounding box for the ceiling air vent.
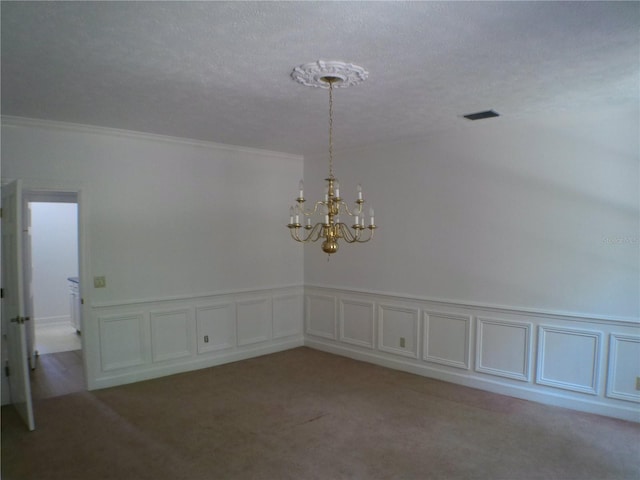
[463,110,500,121]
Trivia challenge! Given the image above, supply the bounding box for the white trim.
[475,317,532,382]
[149,308,193,363]
[91,284,303,309]
[339,298,376,349]
[423,311,471,370]
[305,294,337,340]
[305,284,639,326]
[377,303,420,359]
[98,313,147,372]
[536,325,602,395]
[195,302,236,354]
[304,338,640,423]
[91,338,303,391]
[1,116,303,162]
[606,333,640,403]
[236,297,272,346]
[34,315,72,327]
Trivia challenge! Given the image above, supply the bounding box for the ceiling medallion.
[291,60,369,89]
[287,61,376,257]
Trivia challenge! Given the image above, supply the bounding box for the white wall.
[302,104,640,421]
[30,202,78,324]
[1,118,304,391]
[304,105,639,320]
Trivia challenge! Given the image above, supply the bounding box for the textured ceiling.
[2,1,638,156]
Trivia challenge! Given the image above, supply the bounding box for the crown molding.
[1,116,303,162]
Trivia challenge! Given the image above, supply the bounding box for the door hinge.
[0,288,4,299]
[5,362,9,378]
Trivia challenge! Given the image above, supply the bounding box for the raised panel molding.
[536,326,602,395]
[606,334,640,403]
[99,313,147,371]
[273,294,303,339]
[237,297,272,346]
[475,317,531,381]
[423,311,471,370]
[306,294,337,340]
[378,304,419,359]
[196,303,236,354]
[340,298,375,349]
[150,308,193,363]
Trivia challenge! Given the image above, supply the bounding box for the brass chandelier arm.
[336,200,364,217]
[337,223,376,243]
[288,222,325,243]
[296,200,329,217]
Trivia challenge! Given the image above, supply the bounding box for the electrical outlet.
[94,276,106,288]
[400,337,406,348]
[204,335,209,343]
[636,376,640,391]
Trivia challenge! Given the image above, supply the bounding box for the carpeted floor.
[2,347,639,480]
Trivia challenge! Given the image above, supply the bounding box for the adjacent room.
[1,2,639,479]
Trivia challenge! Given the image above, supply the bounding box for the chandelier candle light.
[288,60,376,256]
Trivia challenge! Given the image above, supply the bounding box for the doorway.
[23,191,85,399]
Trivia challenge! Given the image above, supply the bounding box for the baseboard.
[35,315,72,327]
[90,337,304,391]
[305,338,640,423]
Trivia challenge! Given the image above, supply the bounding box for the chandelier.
[287,60,376,256]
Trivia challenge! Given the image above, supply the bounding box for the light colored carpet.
[35,323,81,354]
[2,347,639,480]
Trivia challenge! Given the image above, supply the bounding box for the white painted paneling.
[423,311,471,370]
[150,309,192,362]
[607,334,640,403]
[273,294,303,339]
[306,294,337,340]
[99,313,146,371]
[378,304,419,358]
[476,318,531,381]
[237,297,272,346]
[537,326,602,395]
[303,286,640,422]
[196,303,236,354]
[340,298,375,348]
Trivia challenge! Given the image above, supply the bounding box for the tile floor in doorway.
[35,323,81,355]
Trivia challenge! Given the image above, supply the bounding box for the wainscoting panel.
[89,286,303,391]
[99,313,147,371]
[536,326,602,395]
[423,311,471,370]
[306,294,337,340]
[236,297,272,346]
[378,304,419,359]
[150,309,193,363]
[196,302,235,354]
[303,286,640,422]
[340,298,375,349]
[606,334,640,403]
[273,294,303,339]
[476,318,531,381]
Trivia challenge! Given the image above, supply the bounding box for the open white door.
[2,180,35,431]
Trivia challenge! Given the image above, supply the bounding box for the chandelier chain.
[329,80,334,178]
